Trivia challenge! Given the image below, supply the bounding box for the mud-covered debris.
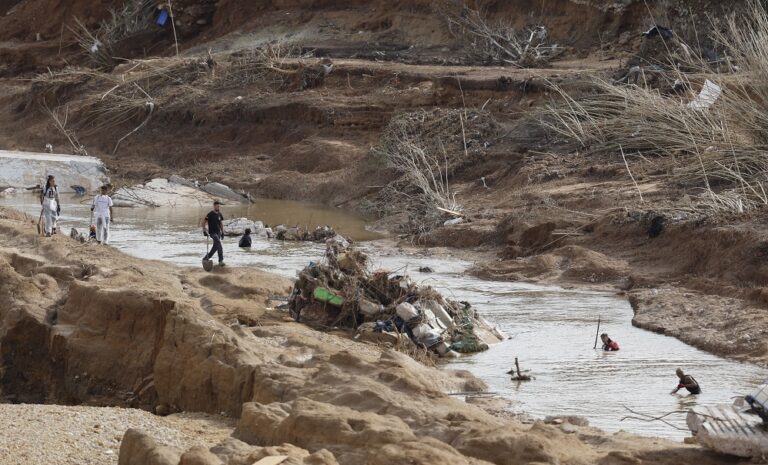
[274,225,339,243]
[288,240,501,360]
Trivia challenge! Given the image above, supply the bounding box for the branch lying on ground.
[42,102,87,156]
[71,0,156,70]
[442,2,562,67]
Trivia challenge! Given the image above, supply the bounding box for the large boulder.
[201,182,250,203]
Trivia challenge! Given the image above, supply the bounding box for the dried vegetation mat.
[367,108,501,235]
[542,0,768,216]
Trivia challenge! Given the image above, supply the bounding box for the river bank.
[0,206,753,464]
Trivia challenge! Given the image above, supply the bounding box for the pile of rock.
[288,239,502,358]
[222,218,272,238]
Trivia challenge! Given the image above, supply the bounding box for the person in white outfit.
[91,185,114,244]
[40,175,60,237]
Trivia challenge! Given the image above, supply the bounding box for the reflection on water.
[2,193,767,440]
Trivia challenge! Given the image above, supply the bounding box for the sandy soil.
[0,404,234,465]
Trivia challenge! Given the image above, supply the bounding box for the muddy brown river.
[3,193,767,439]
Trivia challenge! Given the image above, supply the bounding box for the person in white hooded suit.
[40,175,60,237]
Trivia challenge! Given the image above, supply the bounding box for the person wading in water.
[202,200,225,267]
[600,333,620,351]
[238,228,252,248]
[671,368,701,395]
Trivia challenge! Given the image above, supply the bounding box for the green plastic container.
[313,287,344,307]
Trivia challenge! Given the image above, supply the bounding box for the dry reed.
[542,0,768,213]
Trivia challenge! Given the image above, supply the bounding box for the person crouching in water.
[40,175,60,237]
[671,368,701,395]
[239,228,252,248]
[600,333,620,351]
[91,185,114,244]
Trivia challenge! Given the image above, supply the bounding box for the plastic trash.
[156,9,169,26]
[313,287,343,307]
[642,25,673,39]
[444,217,464,226]
[359,299,383,317]
[396,302,418,321]
[688,80,721,109]
[421,300,454,329]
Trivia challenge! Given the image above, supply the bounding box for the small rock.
[560,423,577,434]
[155,404,170,416]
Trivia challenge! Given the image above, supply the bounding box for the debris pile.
[274,224,339,242]
[288,240,501,359]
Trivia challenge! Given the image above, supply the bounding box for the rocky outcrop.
[118,429,182,465]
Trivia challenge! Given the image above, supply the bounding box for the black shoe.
[218,261,226,267]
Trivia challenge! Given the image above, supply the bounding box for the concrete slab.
[687,404,768,458]
[0,150,109,193]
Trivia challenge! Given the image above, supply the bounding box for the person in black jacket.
[202,200,225,266]
[671,368,701,394]
[239,228,252,248]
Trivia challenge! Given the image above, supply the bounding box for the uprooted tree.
[440,1,562,67]
[370,108,500,235]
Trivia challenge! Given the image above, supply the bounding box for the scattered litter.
[642,25,674,39]
[687,79,721,109]
[444,217,465,226]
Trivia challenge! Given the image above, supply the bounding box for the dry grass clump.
[441,1,562,67]
[542,0,768,213]
[371,109,498,233]
[29,40,319,154]
[72,0,156,70]
[215,43,303,89]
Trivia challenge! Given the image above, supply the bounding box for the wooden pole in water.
[593,315,601,349]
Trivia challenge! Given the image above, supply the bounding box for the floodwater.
[2,193,767,439]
